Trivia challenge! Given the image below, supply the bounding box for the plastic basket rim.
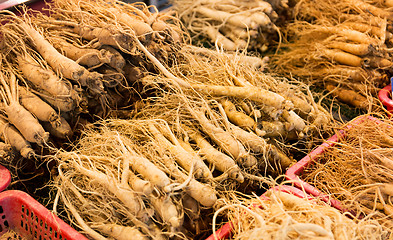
[0,164,11,193]
[378,84,393,113]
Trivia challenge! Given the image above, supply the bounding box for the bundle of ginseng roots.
[272,0,393,109]
[301,115,393,233]
[214,187,387,239]
[53,119,217,240]
[0,0,183,158]
[51,45,332,239]
[172,0,290,51]
[139,44,332,145]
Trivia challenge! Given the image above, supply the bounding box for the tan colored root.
[18,86,60,125]
[93,224,147,240]
[160,155,217,207]
[148,122,212,180]
[189,130,244,182]
[323,49,363,67]
[329,42,372,56]
[325,84,369,109]
[0,117,33,158]
[128,170,154,196]
[42,116,73,139]
[0,71,49,145]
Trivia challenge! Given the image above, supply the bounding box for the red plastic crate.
[378,83,393,115]
[285,115,379,212]
[0,190,88,240]
[0,165,11,193]
[205,185,309,240]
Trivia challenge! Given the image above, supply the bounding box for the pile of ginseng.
[54,118,217,239]
[215,187,387,239]
[50,46,332,239]
[0,0,183,158]
[272,0,393,109]
[0,0,336,238]
[301,115,393,233]
[172,0,290,51]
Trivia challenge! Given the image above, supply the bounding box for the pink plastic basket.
[205,185,309,240]
[0,190,88,240]
[0,0,45,11]
[285,115,379,212]
[378,83,393,116]
[0,165,11,193]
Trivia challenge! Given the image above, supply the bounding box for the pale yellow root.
[280,110,306,132]
[106,7,153,36]
[347,0,392,18]
[190,131,244,183]
[220,25,258,40]
[72,162,143,217]
[258,120,295,138]
[149,195,183,228]
[128,170,154,196]
[188,107,256,167]
[148,123,212,179]
[161,155,217,207]
[221,99,256,130]
[16,54,73,99]
[19,22,104,92]
[195,6,255,28]
[99,46,126,70]
[19,22,86,81]
[229,123,294,171]
[203,25,237,51]
[0,73,49,145]
[318,66,375,82]
[72,25,134,52]
[0,118,33,158]
[52,40,111,68]
[18,86,60,125]
[191,84,291,110]
[117,137,172,189]
[94,224,148,240]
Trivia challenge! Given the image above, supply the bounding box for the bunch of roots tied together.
[172,0,291,51]
[273,0,393,110]
[0,0,183,158]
